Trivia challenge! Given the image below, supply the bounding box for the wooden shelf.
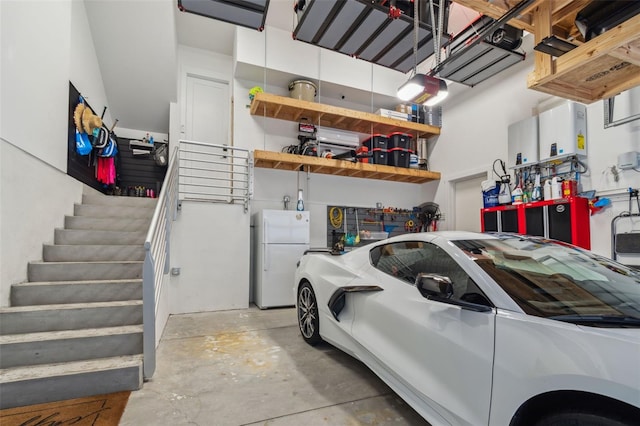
[528,12,640,104]
[252,150,440,184]
[250,92,441,138]
[455,0,640,104]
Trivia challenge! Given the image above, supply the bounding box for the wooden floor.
[0,391,130,426]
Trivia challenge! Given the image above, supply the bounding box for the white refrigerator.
[254,209,310,309]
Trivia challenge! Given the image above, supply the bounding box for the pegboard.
[326,205,424,249]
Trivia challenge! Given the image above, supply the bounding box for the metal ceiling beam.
[371,26,414,63]
[178,0,270,31]
[311,1,346,45]
[293,0,448,73]
[334,6,372,52]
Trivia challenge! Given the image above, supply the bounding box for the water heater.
[539,101,587,161]
[507,116,539,169]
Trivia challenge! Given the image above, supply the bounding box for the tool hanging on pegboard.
[329,206,343,229]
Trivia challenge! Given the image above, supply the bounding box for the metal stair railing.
[143,141,253,379]
[178,140,253,212]
[142,145,179,380]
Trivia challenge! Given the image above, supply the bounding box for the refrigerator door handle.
[263,218,269,271]
[263,243,269,272]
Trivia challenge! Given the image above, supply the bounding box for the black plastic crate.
[369,148,388,165]
[362,134,388,150]
[362,134,388,165]
[388,148,411,168]
[388,132,412,150]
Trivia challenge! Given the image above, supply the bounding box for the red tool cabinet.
[481,196,590,249]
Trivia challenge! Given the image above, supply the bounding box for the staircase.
[0,192,156,409]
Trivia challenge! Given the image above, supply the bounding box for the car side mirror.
[416,273,454,300]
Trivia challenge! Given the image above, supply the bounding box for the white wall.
[251,168,423,248]
[581,88,640,257]
[427,52,640,257]
[70,0,113,129]
[0,0,111,306]
[0,143,83,306]
[235,23,640,257]
[229,26,430,301]
[171,45,254,312]
[84,0,177,134]
[424,54,548,231]
[175,40,392,311]
[1,1,71,171]
[169,202,250,313]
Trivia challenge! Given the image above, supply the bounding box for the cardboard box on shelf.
[375,108,409,121]
[396,104,410,114]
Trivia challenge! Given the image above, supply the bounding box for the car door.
[350,241,495,425]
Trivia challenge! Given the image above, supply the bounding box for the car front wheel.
[535,410,632,426]
[297,282,321,346]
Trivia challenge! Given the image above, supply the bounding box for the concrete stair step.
[0,355,143,409]
[64,215,151,232]
[54,229,146,245]
[28,260,142,282]
[74,203,154,219]
[83,193,157,207]
[43,244,145,262]
[11,279,142,306]
[0,325,143,369]
[0,301,143,334]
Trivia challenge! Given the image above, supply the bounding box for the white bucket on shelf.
[288,79,317,102]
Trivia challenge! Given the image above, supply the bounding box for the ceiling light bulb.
[397,76,425,101]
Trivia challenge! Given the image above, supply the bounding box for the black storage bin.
[363,134,388,150]
[362,134,388,165]
[388,132,411,150]
[388,148,411,168]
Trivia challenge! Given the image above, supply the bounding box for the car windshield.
[453,236,640,326]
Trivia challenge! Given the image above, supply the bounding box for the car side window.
[411,242,472,301]
[371,241,489,304]
[370,242,425,284]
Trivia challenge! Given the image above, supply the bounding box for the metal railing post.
[142,246,157,379]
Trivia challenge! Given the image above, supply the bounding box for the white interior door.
[185,75,229,143]
[454,174,487,232]
[183,75,231,200]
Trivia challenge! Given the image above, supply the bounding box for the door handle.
[263,244,269,271]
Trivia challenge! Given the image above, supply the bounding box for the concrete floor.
[120,306,430,425]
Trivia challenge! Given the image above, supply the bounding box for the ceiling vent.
[178,0,270,31]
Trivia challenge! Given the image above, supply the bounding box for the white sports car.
[294,231,640,426]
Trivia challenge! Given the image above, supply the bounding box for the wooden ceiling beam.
[551,0,589,25]
[453,0,593,39]
[453,0,535,33]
